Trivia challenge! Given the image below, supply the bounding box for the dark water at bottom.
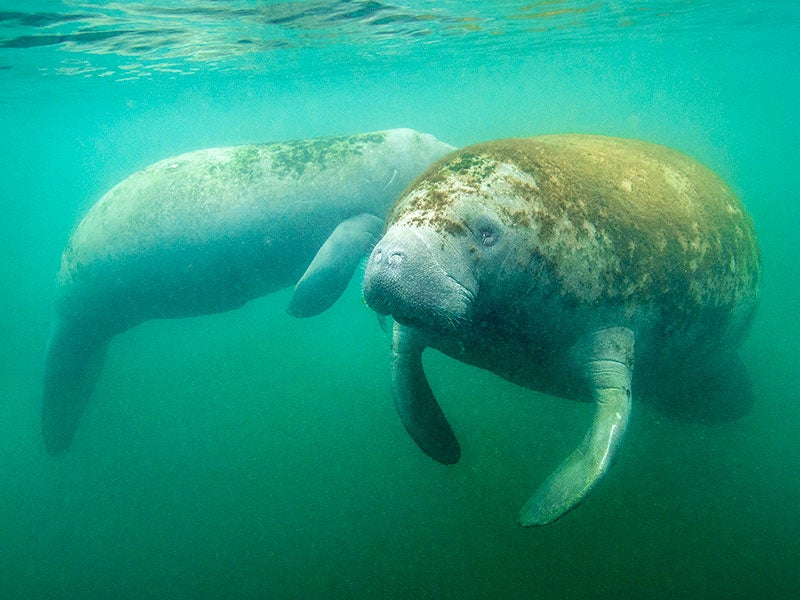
[1,277,797,598]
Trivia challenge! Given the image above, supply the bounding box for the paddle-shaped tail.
[41,317,110,455]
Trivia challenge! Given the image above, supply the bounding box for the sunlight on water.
[1,1,796,80]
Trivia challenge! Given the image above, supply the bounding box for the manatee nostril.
[372,246,404,267]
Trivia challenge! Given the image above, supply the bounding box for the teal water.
[1,1,798,597]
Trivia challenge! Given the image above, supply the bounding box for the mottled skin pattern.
[363,134,761,526]
[391,135,759,385]
[43,128,454,455]
[58,130,451,326]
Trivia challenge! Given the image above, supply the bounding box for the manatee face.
[363,219,480,335]
[363,171,530,339]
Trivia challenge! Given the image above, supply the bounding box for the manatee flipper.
[42,318,110,455]
[520,327,634,526]
[391,323,461,464]
[288,213,384,317]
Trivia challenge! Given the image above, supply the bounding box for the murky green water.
[1,2,798,598]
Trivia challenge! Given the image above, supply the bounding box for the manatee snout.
[363,239,409,317]
[363,226,475,332]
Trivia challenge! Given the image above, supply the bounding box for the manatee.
[362,134,761,526]
[43,128,454,455]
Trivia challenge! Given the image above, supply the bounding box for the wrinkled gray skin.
[362,134,760,527]
[43,128,454,455]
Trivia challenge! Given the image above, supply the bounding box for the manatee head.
[363,148,536,337]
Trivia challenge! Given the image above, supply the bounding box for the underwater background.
[1,1,798,598]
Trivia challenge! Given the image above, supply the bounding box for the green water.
[1,2,798,598]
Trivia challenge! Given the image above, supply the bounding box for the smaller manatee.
[43,128,455,455]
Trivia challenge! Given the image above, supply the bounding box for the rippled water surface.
[1,1,798,598]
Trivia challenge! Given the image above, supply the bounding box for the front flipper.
[41,317,110,455]
[288,213,384,317]
[392,323,461,464]
[520,326,634,526]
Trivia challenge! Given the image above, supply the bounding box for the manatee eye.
[480,227,498,247]
[468,214,501,249]
[471,215,500,247]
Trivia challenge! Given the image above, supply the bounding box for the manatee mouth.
[363,257,475,335]
[393,288,473,334]
[363,224,478,335]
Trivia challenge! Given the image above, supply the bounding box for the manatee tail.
[42,317,110,455]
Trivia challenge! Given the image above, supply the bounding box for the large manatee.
[43,128,454,455]
[362,134,761,526]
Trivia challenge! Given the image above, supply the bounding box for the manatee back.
[56,144,345,329]
[428,135,761,373]
[62,133,400,283]
[55,130,452,331]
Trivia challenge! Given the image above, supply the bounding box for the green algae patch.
[264,132,387,178]
[389,134,761,335]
